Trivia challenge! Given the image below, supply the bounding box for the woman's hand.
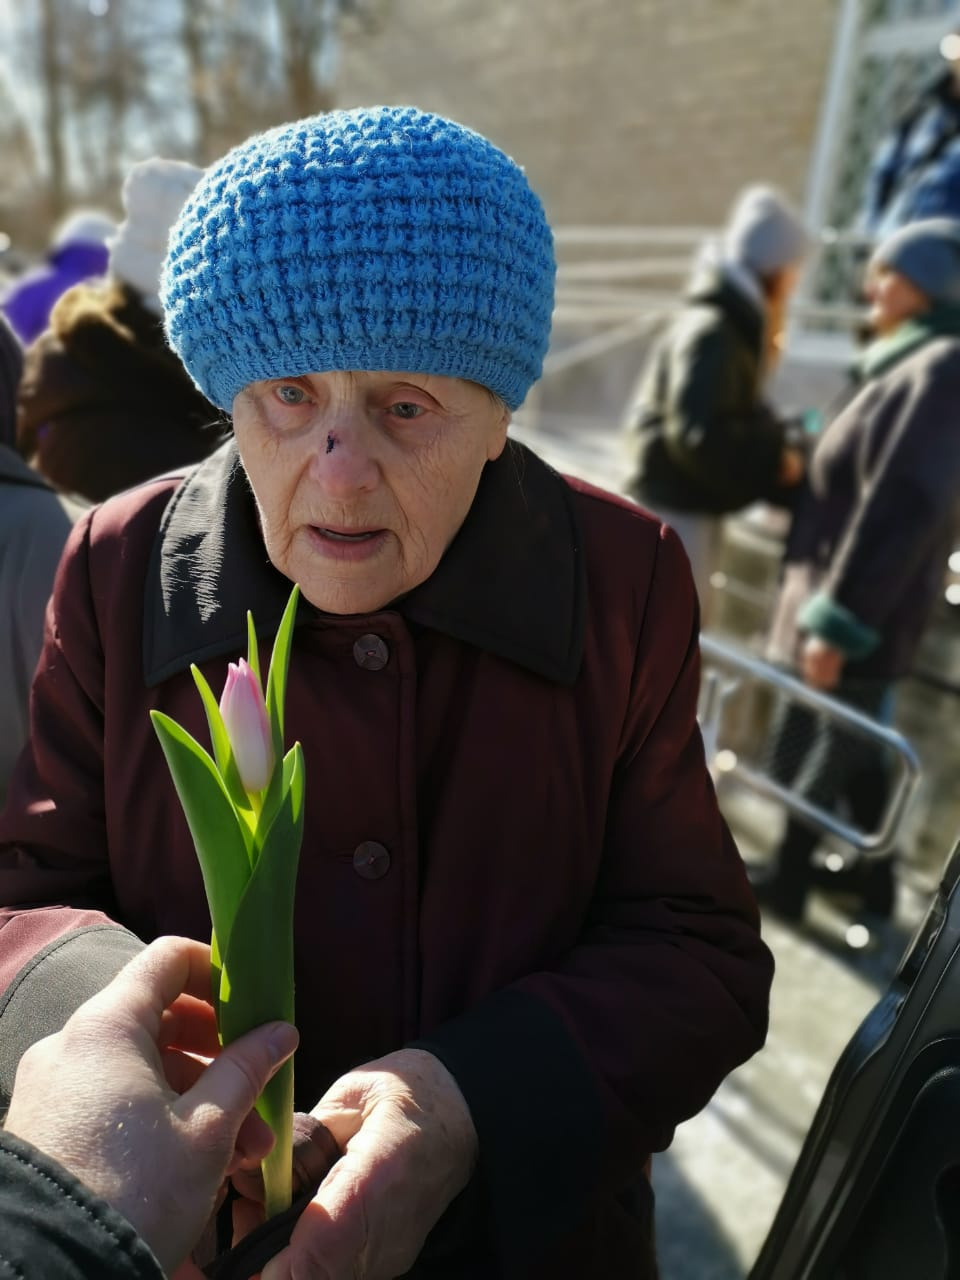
[260,1048,477,1279]
[802,635,845,690]
[3,937,298,1278]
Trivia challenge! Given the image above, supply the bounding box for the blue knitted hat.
[872,217,960,304]
[161,106,556,411]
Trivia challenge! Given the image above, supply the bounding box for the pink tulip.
[220,658,274,793]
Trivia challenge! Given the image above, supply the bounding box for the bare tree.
[274,0,384,119]
[37,0,67,217]
[181,0,217,161]
[2,0,390,242]
[276,0,333,117]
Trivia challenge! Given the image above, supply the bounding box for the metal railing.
[551,224,872,339]
[699,633,922,857]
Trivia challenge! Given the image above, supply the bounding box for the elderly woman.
[759,217,960,923]
[0,108,772,1279]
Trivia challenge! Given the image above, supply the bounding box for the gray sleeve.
[0,924,145,1110]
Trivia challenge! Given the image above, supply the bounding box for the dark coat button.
[353,634,389,670]
[353,841,391,880]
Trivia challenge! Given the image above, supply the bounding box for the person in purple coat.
[1,208,115,346]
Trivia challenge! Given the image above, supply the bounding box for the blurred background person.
[859,16,960,241]
[1,208,115,346]
[756,218,960,923]
[16,157,220,504]
[0,312,86,805]
[622,185,810,618]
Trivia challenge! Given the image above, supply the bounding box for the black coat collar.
[143,438,586,688]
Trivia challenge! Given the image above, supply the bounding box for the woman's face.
[233,371,510,615]
[865,265,930,336]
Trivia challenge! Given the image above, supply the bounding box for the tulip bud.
[220,658,274,793]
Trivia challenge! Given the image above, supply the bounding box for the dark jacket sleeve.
[813,359,960,647]
[662,319,786,509]
[0,512,146,1097]
[0,1130,164,1280]
[414,527,773,1265]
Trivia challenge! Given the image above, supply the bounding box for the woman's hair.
[161,106,556,414]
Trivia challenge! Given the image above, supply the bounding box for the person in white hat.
[623,184,811,617]
[16,157,219,502]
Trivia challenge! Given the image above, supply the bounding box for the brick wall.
[336,0,840,228]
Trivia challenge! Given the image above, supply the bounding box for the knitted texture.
[161,106,556,411]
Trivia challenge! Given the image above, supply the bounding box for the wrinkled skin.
[232,371,510,617]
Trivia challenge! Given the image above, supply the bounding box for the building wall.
[336,0,840,228]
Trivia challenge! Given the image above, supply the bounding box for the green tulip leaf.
[246,610,261,685]
[149,710,252,960]
[257,740,304,854]
[210,927,223,1027]
[218,743,303,1035]
[219,741,305,1217]
[266,585,300,762]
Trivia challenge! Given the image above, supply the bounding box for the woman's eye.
[276,384,306,406]
[389,402,424,420]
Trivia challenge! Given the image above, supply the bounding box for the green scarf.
[857,301,960,382]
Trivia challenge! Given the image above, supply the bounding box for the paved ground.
[509,411,940,1279]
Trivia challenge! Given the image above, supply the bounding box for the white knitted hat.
[52,209,116,250]
[722,185,811,279]
[108,158,203,316]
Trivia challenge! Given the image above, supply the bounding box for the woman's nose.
[308,418,379,495]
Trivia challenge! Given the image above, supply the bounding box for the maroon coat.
[0,439,772,1277]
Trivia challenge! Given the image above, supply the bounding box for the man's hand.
[4,936,298,1276]
[260,1048,477,1279]
[802,635,845,690]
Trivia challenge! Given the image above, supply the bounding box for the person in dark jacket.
[858,21,960,240]
[756,218,960,922]
[0,107,773,1279]
[16,157,220,503]
[623,185,810,614]
[0,313,86,803]
[1,934,299,1280]
[1,208,115,345]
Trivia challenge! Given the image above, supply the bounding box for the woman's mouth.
[319,528,380,542]
[308,525,387,561]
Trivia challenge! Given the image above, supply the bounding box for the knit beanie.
[109,158,204,316]
[871,217,960,303]
[0,313,22,449]
[161,105,556,412]
[51,210,117,252]
[722,185,811,279]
